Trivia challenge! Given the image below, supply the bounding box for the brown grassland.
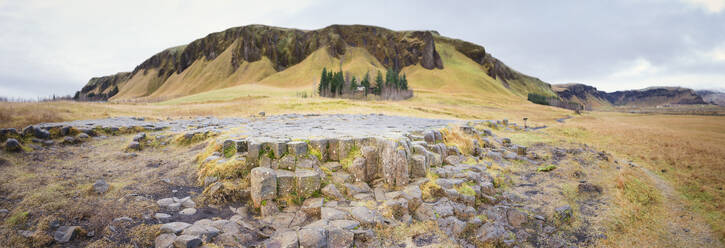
[1,87,724,247]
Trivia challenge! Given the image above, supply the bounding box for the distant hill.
[696,90,725,106]
[553,84,707,109]
[74,24,556,102]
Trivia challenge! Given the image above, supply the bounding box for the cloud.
[1,0,724,98]
[704,43,725,61]
[611,58,661,78]
[0,0,321,98]
[683,0,725,13]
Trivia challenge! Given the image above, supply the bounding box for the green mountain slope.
[75,24,556,102]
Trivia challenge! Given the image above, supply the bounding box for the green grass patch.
[339,145,361,170]
[537,164,556,172]
[456,184,476,197]
[4,211,29,227]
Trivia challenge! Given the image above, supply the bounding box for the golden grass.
[564,112,725,242]
[600,168,668,247]
[2,74,724,247]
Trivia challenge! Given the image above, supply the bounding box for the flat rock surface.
[34,114,458,139]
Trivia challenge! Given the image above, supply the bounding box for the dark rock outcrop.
[74,72,130,101]
[605,87,707,106]
[553,84,708,109]
[696,90,725,106]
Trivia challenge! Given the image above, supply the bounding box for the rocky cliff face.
[554,84,707,109]
[75,24,537,101]
[74,72,130,101]
[696,90,725,106]
[605,87,706,106]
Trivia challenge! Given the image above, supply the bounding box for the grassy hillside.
[77,24,557,104]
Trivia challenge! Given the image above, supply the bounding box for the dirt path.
[637,165,722,247]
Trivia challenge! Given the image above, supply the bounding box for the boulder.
[302,197,324,218]
[250,167,277,208]
[501,138,511,147]
[63,136,77,144]
[127,141,141,151]
[337,138,355,160]
[160,222,191,234]
[476,222,507,245]
[437,216,466,238]
[384,198,409,218]
[33,127,50,139]
[235,139,248,153]
[276,169,296,197]
[181,223,220,242]
[507,209,528,228]
[414,203,437,221]
[4,138,21,152]
[92,179,109,194]
[516,145,527,156]
[345,182,372,196]
[330,219,360,230]
[287,141,308,157]
[246,140,262,166]
[296,157,318,170]
[555,205,573,223]
[322,207,349,220]
[350,206,379,226]
[179,208,197,216]
[402,185,423,211]
[298,227,328,248]
[133,133,146,142]
[578,182,603,194]
[53,226,80,243]
[444,155,465,165]
[327,227,354,248]
[154,213,172,223]
[174,234,202,248]
[155,233,176,248]
[321,184,344,200]
[424,131,436,144]
[270,140,288,158]
[260,201,278,217]
[328,138,341,161]
[425,151,442,167]
[296,170,321,198]
[410,154,428,178]
[309,139,329,161]
[332,171,352,185]
[381,141,409,187]
[322,162,342,172]
[350,157,367,182]
[268,230,299,248]
[361,146,378,181]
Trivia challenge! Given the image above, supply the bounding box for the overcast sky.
[1,0,724,98]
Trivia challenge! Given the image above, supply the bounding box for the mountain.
[696,90,725,106]
[553,84,707,109]
[74,24,556,102]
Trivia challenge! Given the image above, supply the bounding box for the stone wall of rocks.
[179,121,547,247]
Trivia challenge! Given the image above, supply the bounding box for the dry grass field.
[1,87,723,247]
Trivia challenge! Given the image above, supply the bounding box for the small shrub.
[527,93,550,105]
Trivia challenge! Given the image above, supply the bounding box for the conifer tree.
[375,71,384,95]
[319,67,328,96]
[361,72,371,95]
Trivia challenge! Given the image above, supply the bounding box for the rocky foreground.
[0,114,616,247]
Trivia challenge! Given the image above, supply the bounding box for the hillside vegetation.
[75,24,555,103]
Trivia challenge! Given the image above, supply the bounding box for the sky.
[1,0,724,99]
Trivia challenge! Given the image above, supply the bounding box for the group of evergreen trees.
[318,67,411,100]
